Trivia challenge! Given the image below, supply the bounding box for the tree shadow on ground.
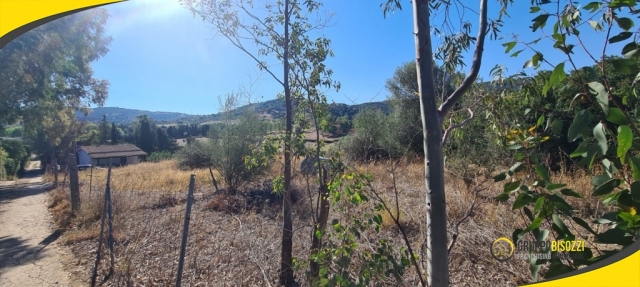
[0,168,54,204]
[0,236,47,272]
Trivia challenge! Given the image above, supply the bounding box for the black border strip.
[520,239,640,286]
[0,1,126,50]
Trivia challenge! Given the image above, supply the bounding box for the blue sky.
[88,0,626,115]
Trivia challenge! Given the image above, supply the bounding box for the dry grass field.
[44,158,611,287]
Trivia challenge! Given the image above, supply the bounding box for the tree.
[181,1,339,284]
[385,62,460,156]
[110,122,119,145]
[382,0,511,285]
[27,106,85,165]
[99,114,109,145]
[0,8,111,134]
[132,115,158,154]
[156,127,174,152]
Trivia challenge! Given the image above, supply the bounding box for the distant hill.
[75,107,191,124]
[75,99,391,125]
[76,99,390,124]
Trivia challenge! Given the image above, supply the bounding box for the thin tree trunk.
[412,0,489,286]
[280,0,294,285]
[413,2,448,286]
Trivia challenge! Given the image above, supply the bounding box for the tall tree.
[382,0,511,285]
[132,115,158,154]
[99,114,109,145]
[0,8,111,134]
[181,0,338,285]
[110,122,119,145]
[156,127,173,152]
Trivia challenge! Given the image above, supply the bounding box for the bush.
[339,108,404,161]
[176,140,213,170]
[0,147,8,180]
[147,151,173,162]
[176,108,270,193]
[211,110,270,192]
[0,139,29,179]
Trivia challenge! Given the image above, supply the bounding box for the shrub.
[339,108,403,161]
[0,139,29,179]
[176,140,212,170]
[147,150,173,162]
[210,110,270,192]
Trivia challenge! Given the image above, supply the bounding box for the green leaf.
[593,122,608,155]
[503,41,517,53]
[523,217,543,233]
[496,193,510,202]
[504,181,521,193]
[617,125,633,161]
[523,207,535,222]
[589,20,603,31]
[546,183,566,190]
[584,2,601,12]
[513,193,534,210]
[609,31,633,44]
[549,194,574,215]
[560,188,583,198]
[549,63,566,87]
[593,179,621,196]
[523,59,534,69]
[595,228,634,245]
[511,49,525,57]
[630,157,640,181]
[531,14,551,32]
[530,259,542,282]
[622,42,639,57]
[534,197,545,214]
[568,110,594,142]
[510,162,525,173]
[537,115,545,127]
[494,172,507,182]
[535,165,550,182]
[606,108,629,125]
[588,82,608,114]
[513,228,524,244]
[591,174,612,186]
[551,119,563,135]
[609,32,633,44]
[530,6,540,13]
[552,214,573,238]
[572,217,597,234]
[615,17,634,30]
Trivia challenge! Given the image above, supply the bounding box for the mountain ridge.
[75,99,391,125]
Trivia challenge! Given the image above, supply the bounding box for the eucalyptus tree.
[180,0,339,285]
[0,8,111,135]
[381,1,512,286]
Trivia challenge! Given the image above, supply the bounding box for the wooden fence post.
[68,154,80,213]
[106,163,115,276]
[90,165,112,287]
[52,158,58,186]
[176,174,196,287]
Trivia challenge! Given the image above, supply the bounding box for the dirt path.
[0,161,80,287]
